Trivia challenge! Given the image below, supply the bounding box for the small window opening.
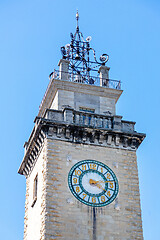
[31,174,38,207]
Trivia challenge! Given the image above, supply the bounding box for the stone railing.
[44,108,135,133]
[73,111,112,129]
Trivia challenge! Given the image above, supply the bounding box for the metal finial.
[76,10,79,28]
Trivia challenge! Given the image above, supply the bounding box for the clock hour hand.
[89,179,97,185]
[97,180,115,183]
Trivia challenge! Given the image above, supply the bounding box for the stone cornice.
[45,121,145,149]
[18,111,145,177]
[18,120,46,177]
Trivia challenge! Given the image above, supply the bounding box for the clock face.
[68,160,119,207]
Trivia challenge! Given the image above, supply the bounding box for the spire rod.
[76,10,79,29]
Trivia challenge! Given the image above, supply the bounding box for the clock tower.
[18,12,145,240]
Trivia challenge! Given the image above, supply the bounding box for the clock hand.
[89,179,114,184]
[95,183,106,192]
[89,179,97,185]
[97,180,115,183]
[89,179,106,191]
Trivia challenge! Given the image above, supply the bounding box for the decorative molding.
[18,108,145,177]
[18,130,45,177]
[46,124,144,151]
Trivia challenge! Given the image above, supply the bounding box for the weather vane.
[60,10,109,84]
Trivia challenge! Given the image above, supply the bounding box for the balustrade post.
[90,115,94,127]
[84,114,88,125]
[75,113,80,125]
[103,118,108,129]
[94,116,97,128]
[100,117,103,128]
[113,116,122,130]
[79,113,83,125]
[108,118,112,129]
[97,116,101,128]
[63,107,74,124]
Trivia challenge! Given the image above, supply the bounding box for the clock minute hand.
[89,179,106,191]
[89,179,114,184]
[95,183,106,192]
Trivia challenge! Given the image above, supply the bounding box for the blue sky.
[0,0,160,239]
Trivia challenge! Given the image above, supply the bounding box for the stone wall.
[23,133,143,240]
[43,137,143,240]
[50,89,116,115]
[24,141,47,240]
[38,79,122,118]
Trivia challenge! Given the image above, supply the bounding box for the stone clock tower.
[18,12,145,240]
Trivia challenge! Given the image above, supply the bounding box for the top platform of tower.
[38,11,122,118]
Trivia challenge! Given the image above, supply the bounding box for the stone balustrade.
[44,108,135,133]
[19,108,144,177]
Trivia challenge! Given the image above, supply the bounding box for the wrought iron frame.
[60,11,109,84]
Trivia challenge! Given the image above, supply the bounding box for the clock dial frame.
[68,160,119,207]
